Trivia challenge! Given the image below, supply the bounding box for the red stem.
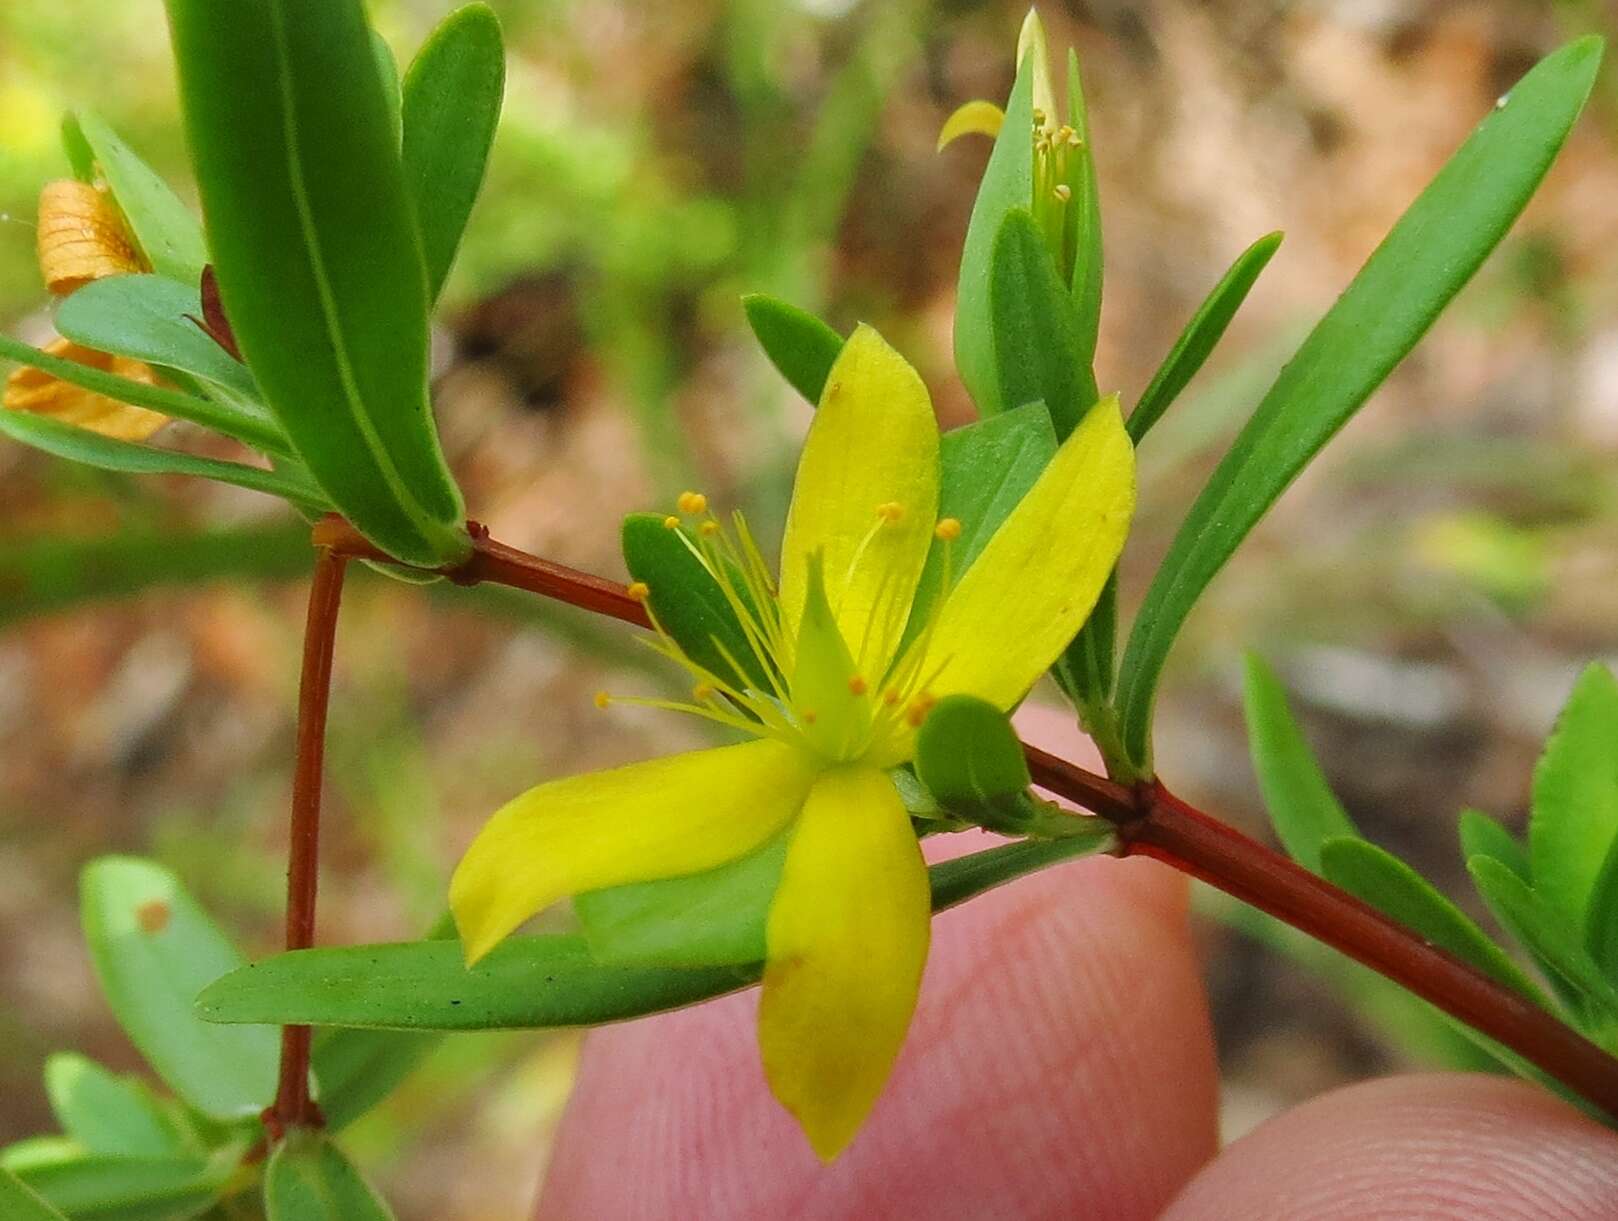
[312,517,1618,1122]
[263,544,346,1139]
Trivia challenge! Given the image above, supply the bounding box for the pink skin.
[535,710,1618,1219]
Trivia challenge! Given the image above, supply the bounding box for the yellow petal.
[778,325,939,679]
[3,338,167,442]
[759,765,930,1161]
[36,180,143,295]
[1017,8,1057,126]
[936,100,1004,152]
[910,395,1133,712]
[450,739,819,964]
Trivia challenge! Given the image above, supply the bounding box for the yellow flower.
[450,324,1134,1159]
[2,179,166,441]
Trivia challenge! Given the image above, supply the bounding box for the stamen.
[1053,184,1072,203]
[699,521,720,537]
[934,517,962,541]
[875,501,905,524]
[905,692,937,728]
[848,675,868,696]
[693,682,715,701]
[593,691,612,709]
[662,515,681,529]
[883,689,901,706]
[626,581,650,601]
[677,490,708,515]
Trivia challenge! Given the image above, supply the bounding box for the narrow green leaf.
[200,839,1116,1030]
[43,1055,181,1158]
[576,829,788,969]
[0,1166,69,1221]
[1458,808,1530,883]
[0,410,326,511]
[402,3,505,304]
[0,332,286,457]
[954,48,1035,416]
[1320,837,1546,1006]
[988,208,1097,440]
[1243,652,1358,873]
[915,694,1046,833]
[1117,38,1604,772]
[81,857,279,1119]
[1064,47,1102,360]
[1530,663,1618,925]
[900,402,1057,648]
[1585,835,1618,984]
[165,0,470,567]
[1469,854,1618,1019]
[264,1132,394,1221]
[13,1152,234,1221]
[1128,231,1283,443]
[56,276,262,404]
[741,294,844,405]
[74,113,208,287]
[310,1028,441,1133]
[0,1140,84,1176]
[621,512,766,691]
[59,115,96,184]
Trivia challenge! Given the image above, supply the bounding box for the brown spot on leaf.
[135,899,171,934]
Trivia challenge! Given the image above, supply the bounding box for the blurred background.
[2,0,1616,1215]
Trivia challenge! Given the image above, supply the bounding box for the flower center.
[1031,107,1084,281]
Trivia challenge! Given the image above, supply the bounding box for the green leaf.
[1128,231,1283,443]
[309,1028,442,1133]
[1116,38,1604,772]
[1064,48,1102,360]
[165,0,470,567]
[56,275,263,405]
[621,512,766,691]
[1458,808,1530,883]
[1530,663,1618,926]
[371,31,402,148]
[741,294,844,405]
[899,402,1057,648]
[1320,837,1545,1006]
[0,1166,69,1221]
[1585,835,1618,985]
[954,47,1035,417]
[43,1055,182,1158]
[1242,652,1358,873]
[264,1132,394,1221]
[81,857,279,1119]
[0,332,288,458]
[1469,854,1618,1020]
[74,113,208,287]
[915,694,1044,833]
[0,409,326,511]
[402,3,505,304]
[575,829,788,969]
[60,115,96,184]
[0,1140,84,1176]
[199,838,1116,1030]
[987,208,1097,440]
[13,1152,235,1221]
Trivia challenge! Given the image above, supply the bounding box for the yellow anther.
[593,691,612,710]
[875,501,905,525]
[1032,107,1047,127]
[848,676,868,696]
[700,520,720,537]
[677,490,708,515]
[803,710,818,725]
[882,689,902,707]
[693,682,715,702]
[934,517,962,542]
[905,692,937,728]
[626,581,650,602]
[662,514,681,529]
[1053,184,1072,203]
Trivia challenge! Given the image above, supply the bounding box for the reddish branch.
[307,516,1618,1122]
[264,544,347,1139]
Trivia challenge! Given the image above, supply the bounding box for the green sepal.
[741,294,844,405]
[915,694,1047,834]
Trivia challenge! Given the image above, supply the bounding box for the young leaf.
[0,1167,68,1221]
[1530,663,1618,926]
[741,294,844,405]
[1064,48,1102,360]
[0,331,285,456]
[1128,231,1283,443]
[1243,653,1358,873]
[200,840,1115,1030]
[165,0,470,567]
[402,3,506,304]
[954,47,1035,416]
[1459,807,1530,884]
[11,1153,233,1221]
[42,1054,181,1158]
[1116,38,1604,772]
[1585,835,1618,984]
[914,694,1044,832]
[987,208,1098,440]
[264,1132,394,1221]
[900,402,1057,645]
[1320,837,1546,1006]
[74,112,209,287]
[53,275,275,424]
[1469,855,1618,1020]
[81,857,279,1119]
[576,829,789,969]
